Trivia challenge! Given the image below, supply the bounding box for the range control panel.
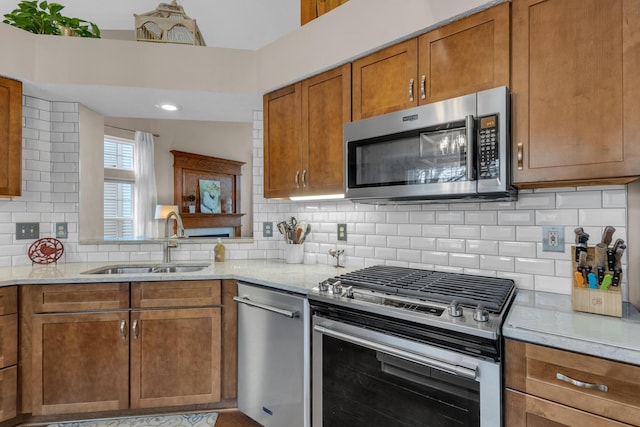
[478,115,499,179]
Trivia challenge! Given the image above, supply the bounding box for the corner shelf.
[171,150,245,237]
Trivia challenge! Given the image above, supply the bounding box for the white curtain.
[133,131,158,238]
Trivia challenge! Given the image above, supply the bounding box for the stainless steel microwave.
[344,86,517,203]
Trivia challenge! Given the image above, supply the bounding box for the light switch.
[16,223,39,240]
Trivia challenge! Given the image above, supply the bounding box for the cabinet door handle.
[556,373,608,392]
[120,320,127,340]
[132,320,139,340]
[517,143,524,170]
[409,78,414,102]
[295,170,300,188]
[420,75,426,100]
[302,170,307,187]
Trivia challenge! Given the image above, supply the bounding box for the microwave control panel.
[478,115,499,179]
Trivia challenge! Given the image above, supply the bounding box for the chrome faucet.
[163,210,185,263]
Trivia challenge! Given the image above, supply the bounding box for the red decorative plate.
[28,238,64,264]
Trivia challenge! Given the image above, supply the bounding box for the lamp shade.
[155,204,179,219]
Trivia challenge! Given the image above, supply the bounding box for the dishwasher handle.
[233,296,299,318]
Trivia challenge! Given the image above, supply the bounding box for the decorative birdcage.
[134,0,206,46]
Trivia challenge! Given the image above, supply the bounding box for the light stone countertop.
[504,290,640,365]
[0,260,351,295]
[4,260,640,365]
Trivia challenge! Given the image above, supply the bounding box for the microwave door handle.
[465,115,476,181]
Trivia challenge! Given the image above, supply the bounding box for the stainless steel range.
[308,265,516,427]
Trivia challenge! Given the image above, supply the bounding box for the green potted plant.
[2,0,100,37]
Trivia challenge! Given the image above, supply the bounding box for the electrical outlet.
[263,221,273,237]
[337,224,347,241]
[56,222,68,239]
[16,222,39,240]
[542,226,564,252]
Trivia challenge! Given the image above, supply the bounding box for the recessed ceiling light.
[156,103,182,112]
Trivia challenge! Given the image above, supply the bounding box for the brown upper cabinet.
[0,76,22,197]
[512,0,640,187]
[264,64,351,198]
[352,3,510,120]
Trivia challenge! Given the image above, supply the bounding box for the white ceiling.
[1,0,300,122]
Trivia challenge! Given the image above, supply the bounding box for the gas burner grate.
[333,265,515,313]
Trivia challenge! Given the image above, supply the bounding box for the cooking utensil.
[600,274,613,290]
[612,238,625,251]
[600,226,616,246]
[574,229,589,262]
[612,267,622,287]
[587,272,598,289]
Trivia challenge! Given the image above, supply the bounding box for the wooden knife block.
[571,246,622,317]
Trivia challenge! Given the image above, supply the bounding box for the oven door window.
[348,123,469,188]
[322,336,480,426]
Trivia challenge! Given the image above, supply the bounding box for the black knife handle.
[607,249,616,271]
[575,246,587,263]
[612,267,622,287]
[597,266,605,285]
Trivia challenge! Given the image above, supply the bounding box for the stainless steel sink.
[81,263,210,275]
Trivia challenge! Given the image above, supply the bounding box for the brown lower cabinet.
[24,280,236,417]
[505,338,640,426]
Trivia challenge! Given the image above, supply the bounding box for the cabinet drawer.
[505,389,632,426]
[0,366,16,422]
[131,280,221,308]
[0,287,17,316]
[506,339,640,425]
[32,283,130,313]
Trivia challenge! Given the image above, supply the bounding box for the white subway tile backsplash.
[435,211,465,224]
[422,224,449,237]
[387,236,411,249]
[603,189,627,208]
[421,251,449,265]
[409,211,435,224]
[499,272,534,290]
[556,191,602,209]
[436,238,465,252]
[464,211,497,225]
[500,241,536,257]
[450,225,480,239]
[515,257,555,275]
[516,226,542,242]
[536,209,578,225]
[515,193,555,209]
[449,253,479,268]
[481,225,515,241]
[579,209,626,226]
[480,255,514,272]
[534,275,571,295]
[467,240,499,255]
[498,210,535,225]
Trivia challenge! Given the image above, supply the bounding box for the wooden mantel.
[171,150,245,237]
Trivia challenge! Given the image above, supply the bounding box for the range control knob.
[318,280,329,292]
[331,280,343,295]
[344,286,354,299]
[448,300,463,317]
[473,304,489,322]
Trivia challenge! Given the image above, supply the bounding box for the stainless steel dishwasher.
[234,282,310,427]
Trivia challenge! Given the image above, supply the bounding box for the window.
[104,137,135,238]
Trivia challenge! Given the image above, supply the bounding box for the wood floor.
[216,410,262,427]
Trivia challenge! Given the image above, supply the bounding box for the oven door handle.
[234,296,299,318]
[313,324,477,380]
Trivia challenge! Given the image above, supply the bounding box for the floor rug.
[47,412,218,427]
